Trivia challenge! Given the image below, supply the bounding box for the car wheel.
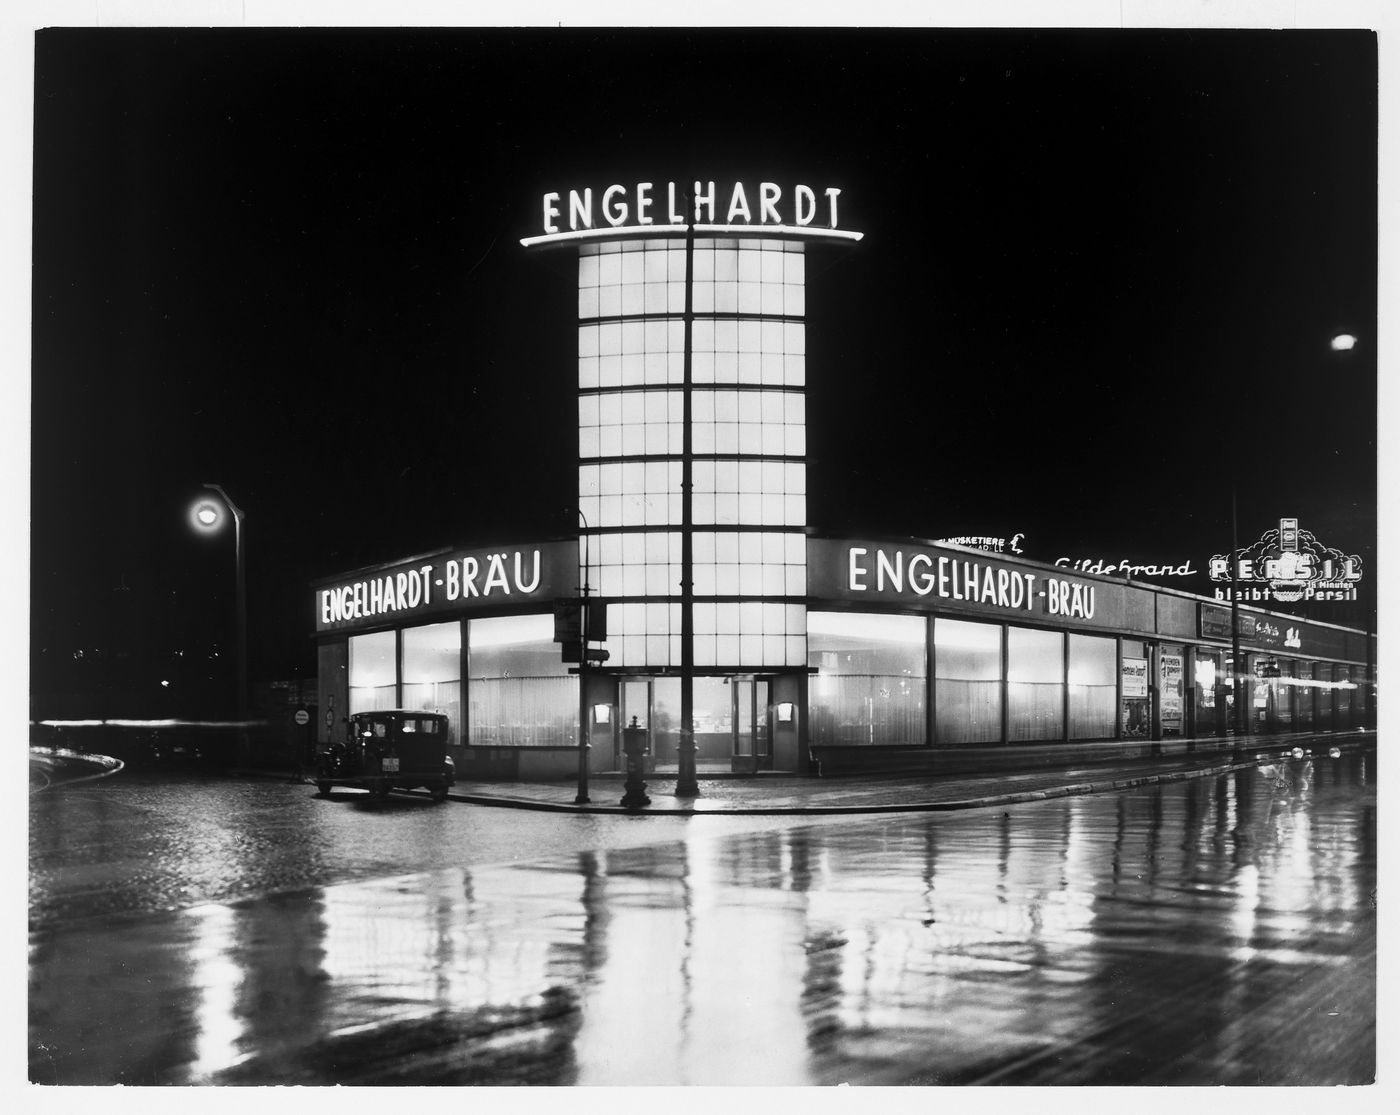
[371,781,392,800]
[430,783,449,802]
[315,781,332,796]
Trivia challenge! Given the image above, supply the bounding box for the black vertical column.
[676,203,699,797]
[1115,635,1124,740]
[1229,482,1245,741]
[1000,623,1009,745]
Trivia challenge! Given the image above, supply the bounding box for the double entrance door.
[619,676,772,773]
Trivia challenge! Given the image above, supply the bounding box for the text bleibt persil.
[847,546,1096,619]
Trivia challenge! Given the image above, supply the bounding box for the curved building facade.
[310,180,1375,782]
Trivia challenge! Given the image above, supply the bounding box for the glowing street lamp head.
[190,498,225,533]
[1331,333,1358,351]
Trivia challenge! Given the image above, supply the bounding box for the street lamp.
[189,483,248,764]
[575,508,592,804]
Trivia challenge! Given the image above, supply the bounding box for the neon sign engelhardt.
[521,180,863,247]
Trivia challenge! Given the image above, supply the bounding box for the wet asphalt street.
[29,753,1375,1086]
[28,771,837,927]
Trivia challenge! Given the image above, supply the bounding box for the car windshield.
[355,714,442,736]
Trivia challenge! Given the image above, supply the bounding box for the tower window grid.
[576,237,808,669]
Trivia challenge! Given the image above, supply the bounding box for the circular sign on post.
[294,709,310,726]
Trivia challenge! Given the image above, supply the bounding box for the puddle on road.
[29,752,1376,1085]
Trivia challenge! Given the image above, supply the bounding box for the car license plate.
[382,756,400,773]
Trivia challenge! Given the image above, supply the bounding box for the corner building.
[310,182,1375,781]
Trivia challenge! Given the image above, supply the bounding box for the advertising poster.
[1160,652,1184,734]
[1121,657,1148,699]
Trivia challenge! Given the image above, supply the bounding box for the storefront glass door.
[617,675,773,773]
[732,678,772,773]
[1193,649,1222,738]
[620,679,651,768]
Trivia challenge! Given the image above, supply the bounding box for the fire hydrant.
[675,726,699,797]
[620,715,651,809]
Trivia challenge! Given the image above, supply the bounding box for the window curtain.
[808,612,926,746]
[934,618,1002,744]
[1067,634,1115,740]
[1007,626,1064,742]
[468,615,578,748]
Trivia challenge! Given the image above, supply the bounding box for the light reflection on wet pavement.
[29,753,1375,1086]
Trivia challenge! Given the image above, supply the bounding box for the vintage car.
[315,709,455,801]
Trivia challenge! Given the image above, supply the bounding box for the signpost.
[554,600,581,644]
[557,515,610,804]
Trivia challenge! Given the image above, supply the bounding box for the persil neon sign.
[520,180,864,248]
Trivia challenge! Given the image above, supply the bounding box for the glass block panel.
[577,389,684,459]
[579,242,687,324]
[691,531,807,602]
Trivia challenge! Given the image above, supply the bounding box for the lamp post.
[676,205,699,798]
[575,509,592,804]
[1229,482,1245,748]
[190,484,248,765]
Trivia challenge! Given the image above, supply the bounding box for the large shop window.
[808,612,926,747]
[1294,662,1315,729]
[1353,665,1370,726]
[1194,649,1221,736]
[348,630,397,714]
[401,621,462,747]
[1007,626,1065,742]
[468,615,578,748]
[1272,660,1296,729]
[1067,634,1116,740]
[1222,654,1240,734]
[1334,666,1352,729]
[1315,664,1334,729]
[933,618,1001,745]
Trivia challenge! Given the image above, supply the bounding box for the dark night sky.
[29,27,1377,704]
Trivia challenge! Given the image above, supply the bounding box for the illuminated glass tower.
[576,235,809,671]
[522,180,860,775]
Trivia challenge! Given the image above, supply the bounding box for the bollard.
[620,716,651,809]
[675,726,699,798]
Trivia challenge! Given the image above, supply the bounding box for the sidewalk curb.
[445,757,1266,817]
[229,733,1367,816]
